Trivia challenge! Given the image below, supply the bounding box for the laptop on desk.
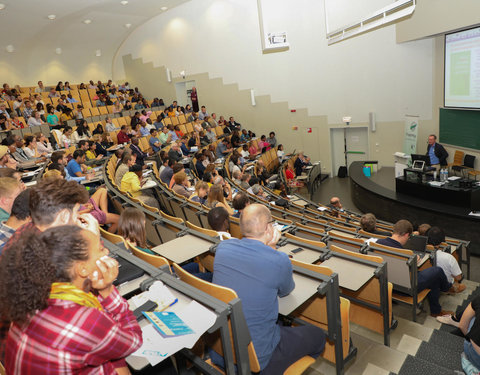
[404,235,429,266]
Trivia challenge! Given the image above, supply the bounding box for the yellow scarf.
[50,282,103,311]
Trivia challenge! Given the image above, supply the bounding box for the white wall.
[113,0,434,125]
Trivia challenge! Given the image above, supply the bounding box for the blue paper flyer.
[143,311,195,337]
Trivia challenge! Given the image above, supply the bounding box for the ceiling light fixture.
[55,48,62,55]
[120,0,128,4]
[0,4,6,10]
[48,14,56,20]
[5,45,14,53]
[83,19,92,24]
[124,23,132,28]
[95,49,102,57]
[161,6,168,11]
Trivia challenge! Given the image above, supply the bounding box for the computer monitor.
[411,154,431,166]
[404,235,428,254]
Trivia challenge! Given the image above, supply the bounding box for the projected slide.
[445,27,480,108]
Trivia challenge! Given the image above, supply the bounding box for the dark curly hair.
[0,225,88,325]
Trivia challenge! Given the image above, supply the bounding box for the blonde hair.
[43,169,63,179]
[0,177,21,199]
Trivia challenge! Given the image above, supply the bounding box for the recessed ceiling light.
[161,6,168,11]
[83,19,92,24]
[120,0,128,5]
[55,48,62,55]
[47,14,56,20]
[95,49,101,57]
[124,23,132,28]
[5,45,14,53]
[0,4,6,10]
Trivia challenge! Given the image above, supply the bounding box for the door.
[175,80,196,107]
[330,127,369,176]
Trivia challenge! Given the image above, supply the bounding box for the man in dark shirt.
[167,143,183,163]
[377,219,453,317]
[294,151,310,176]
[129,137,148,166]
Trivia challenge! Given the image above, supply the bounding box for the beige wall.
[115,0,439,175]
[396,0,480,43]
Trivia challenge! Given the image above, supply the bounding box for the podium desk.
[151,234,213,264]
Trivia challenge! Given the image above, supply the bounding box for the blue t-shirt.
[66,159,82,177]
[213,238,295,369]
[216,143,227,159]
[149,136,161,153]
[429,145,440,165]
[140,127,150,137]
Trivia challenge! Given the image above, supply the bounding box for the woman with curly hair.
[0,225,142,374]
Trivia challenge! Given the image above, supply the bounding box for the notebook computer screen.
[412,160,425,170]
[404,235,428,254]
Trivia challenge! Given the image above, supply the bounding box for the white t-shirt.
[241,150,250,158]
[436,250,462,284]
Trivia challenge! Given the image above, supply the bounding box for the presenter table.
[396,168,480,209]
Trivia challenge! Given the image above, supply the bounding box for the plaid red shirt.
[5,287,142,374]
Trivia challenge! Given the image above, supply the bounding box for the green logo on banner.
[410,123,417,131]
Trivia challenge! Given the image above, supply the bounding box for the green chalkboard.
[439,108,480,150]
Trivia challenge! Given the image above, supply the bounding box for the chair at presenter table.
[172,264,316,375]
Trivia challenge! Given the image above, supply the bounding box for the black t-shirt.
[467,296,480,346]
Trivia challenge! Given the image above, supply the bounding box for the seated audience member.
[258,135,270,152]
[227,116,241,132]
[205,126,216,143]
[129,137,148,166]
[248,141,260,157]
[50,150,89,183]
[172,172,192,199]
[117,125,130,144]
[189,181,209,205]
[0,225,142,374]
[27,110,44,127]
[327,196,343,218]
[232,170,242,186]
[207,206,231,240]
[294,151,310,176]
[216,138,232,159]
[66,150,92,179]
[0,145,17,169]
[232,192,250,218]
[79,187,119,233]
[86,141,103,162]
[35,132,53,154]
[239,129,250,143]
[169,163,185,188]
[149,129,162,153]
[10,135,31,162]
[115,152,135,187]
[257,160,278,188]
[168,142,183,163]
[92,124,104,135]
[59,108,74,124]
[212,204,325,373]
[159,126,172,146]
[239,173,251,190]
[377,220,453,317]
[121,164,159,209]
[23,135,44,159]
[0,189,30,252]
[268,132,277,148]
[277,144,286,162]
[61,126,74,148]
[360,213,391,236]
[118,207,153,254]
[427,226,465,293]
[415,223,431,236]
[0,177,23,222]
[46,105,59,126]
[160,158,175,185]
[458,297,480,371]
[206,184,234,215]
[285,162,304,188]
[195,153,207,179]
[250,184,269,201]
